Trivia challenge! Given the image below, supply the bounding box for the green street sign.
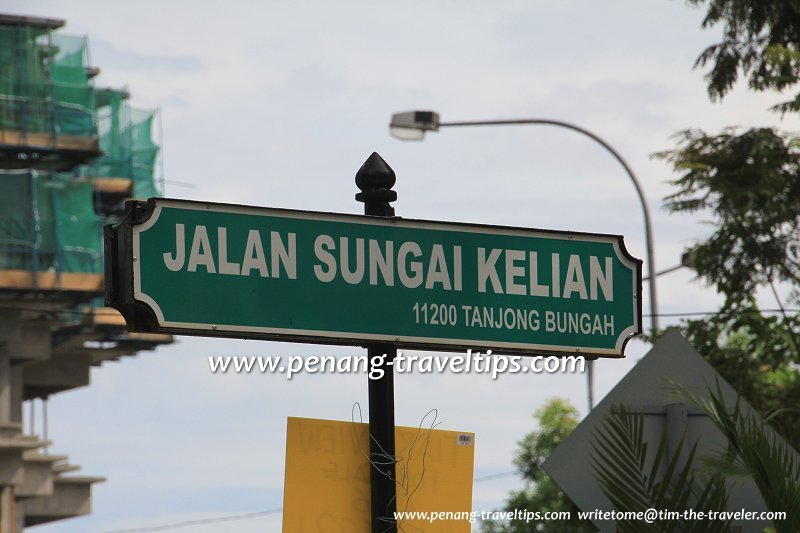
[105,198,642,357]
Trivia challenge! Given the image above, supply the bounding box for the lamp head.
[389,110,440,140]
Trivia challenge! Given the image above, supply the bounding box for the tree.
[482,398,593,533]
[653,127,800,440]
[655,127,800,308]
[490,4,800,528]
[690,0,800,113]
[591,383,800,532]
[677,382,800,532]
[591,403,730,533]
[681,311,800,440]
[656,3,800,438]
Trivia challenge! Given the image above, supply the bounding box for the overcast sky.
[6,1,799,532]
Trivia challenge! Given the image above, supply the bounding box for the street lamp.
[389,110,659,335]
[390,110,659,412]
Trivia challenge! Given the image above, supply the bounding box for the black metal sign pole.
[356,153,398,533]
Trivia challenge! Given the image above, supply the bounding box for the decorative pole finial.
[355,152,396,217]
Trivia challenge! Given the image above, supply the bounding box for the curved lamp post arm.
[439,118,658,334]
[390,112,660,412]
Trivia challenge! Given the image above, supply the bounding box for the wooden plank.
[0,14,64,30]
[0,270,103,292]
[94,178,132,195]
[0,131,99,153]
[90,307,127,327]
[121,333,173,343]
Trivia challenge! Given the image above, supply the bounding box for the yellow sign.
[283,416,475,532]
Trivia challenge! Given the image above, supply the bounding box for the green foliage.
[654,125,800,441]
[673,382,800,533]
[680,310,800,441]
[513,399,578,483]
[591,383,800,531]
[482,398,593,533]
[654,127,800,308]
[689,0,800,112]
[599,5,800,530]
[591,405,730,533]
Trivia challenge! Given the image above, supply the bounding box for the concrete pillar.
[0,310,22,427]
[0,486,14,533]
[0,354,17,532]
[0,357,9,425]
[0,323,51,365]
[0,310,32,533]
[0,312,21,344]
[13,500,22,533]
[7,369,21,429]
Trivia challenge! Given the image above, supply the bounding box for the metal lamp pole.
[389,111,659,411]
[389,112,658,334]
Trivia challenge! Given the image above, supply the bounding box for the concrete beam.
[0,310,21,343]
[16,456,60,499]
[0,322,52,364]
[23,475,105,527]
[22,354,91,401]
[50,460,80,476]
[0,433,46,487]
[0,450,24,487]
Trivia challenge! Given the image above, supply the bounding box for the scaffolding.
[0,15,100,170]
[0,14,175,529]
[0,14,162,293]
[84,88,161,215]
[0,170,104,292]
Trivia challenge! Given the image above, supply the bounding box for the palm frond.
[591,405,731,533]
[671,380,800,533]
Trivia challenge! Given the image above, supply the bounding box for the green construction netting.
[0,26,49,133]
[0,22,161,281]
[0,25,95,138]
[51,34,95,135]
[89,88,130,178]
[82,94,161,199]
[0,171,103,274]
[130,108,159,198]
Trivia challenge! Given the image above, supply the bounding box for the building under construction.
[0,13,173,531]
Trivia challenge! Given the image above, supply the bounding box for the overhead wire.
[0,301,796,320]
[98,467,520,533]
[108,407,501,533]
[98,508,283,533]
